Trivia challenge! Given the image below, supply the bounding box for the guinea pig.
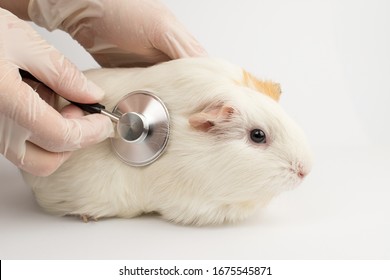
[22,57,313,225]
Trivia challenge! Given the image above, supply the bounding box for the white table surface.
[1,146,389,259]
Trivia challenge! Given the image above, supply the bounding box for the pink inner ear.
[189,105,235,132]
[188,113,215,131]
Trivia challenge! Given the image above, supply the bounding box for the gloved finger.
[21,51,105,104]
[28,109,115,153]
[60,104,85,119]
[12,78,114,153]
[97,27,203,67]
[6,13,105,104]
[22,75,57,106]
[152,21,207,59]
[0,113,71,177]
[21,141,72,177]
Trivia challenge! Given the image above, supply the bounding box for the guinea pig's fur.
[22,58,313,225]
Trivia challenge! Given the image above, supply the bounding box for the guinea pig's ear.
[241,70,281,102]
[188,103,235,132]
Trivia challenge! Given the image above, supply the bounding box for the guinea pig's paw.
[66,214,98,223]
[80,214,98,223]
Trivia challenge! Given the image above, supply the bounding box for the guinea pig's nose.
[298,170,306,179]
[292,162,308,179]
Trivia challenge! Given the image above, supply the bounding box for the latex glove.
[0,8,114,176]
[28,0,207,67]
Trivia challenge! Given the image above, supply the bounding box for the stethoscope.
[20,70,170,166]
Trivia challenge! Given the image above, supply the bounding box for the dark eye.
[250,129,266,144]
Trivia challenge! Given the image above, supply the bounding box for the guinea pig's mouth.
[283,166,309,190]
[291,179,305,190]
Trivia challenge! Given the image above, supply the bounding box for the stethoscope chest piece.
[110,91,170,166]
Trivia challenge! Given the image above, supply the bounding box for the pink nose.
[298,170,306,179]
[294,162,308,179]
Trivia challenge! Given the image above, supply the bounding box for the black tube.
[19,69,106,114]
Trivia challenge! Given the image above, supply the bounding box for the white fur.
[22,58,313,225]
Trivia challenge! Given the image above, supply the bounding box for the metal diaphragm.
[110,91,170,166]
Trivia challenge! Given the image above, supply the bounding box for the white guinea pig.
[22,58,313,225]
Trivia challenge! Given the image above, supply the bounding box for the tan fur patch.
[241,70,281,101]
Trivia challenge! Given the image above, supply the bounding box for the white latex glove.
[0,8,114,176]
[28,0,207,67]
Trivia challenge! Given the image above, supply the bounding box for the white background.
[1,0,389,259]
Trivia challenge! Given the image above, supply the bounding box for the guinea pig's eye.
[250,129,267,144]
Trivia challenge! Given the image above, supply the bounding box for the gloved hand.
[28,0,207,67]
[0,8,114,176]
